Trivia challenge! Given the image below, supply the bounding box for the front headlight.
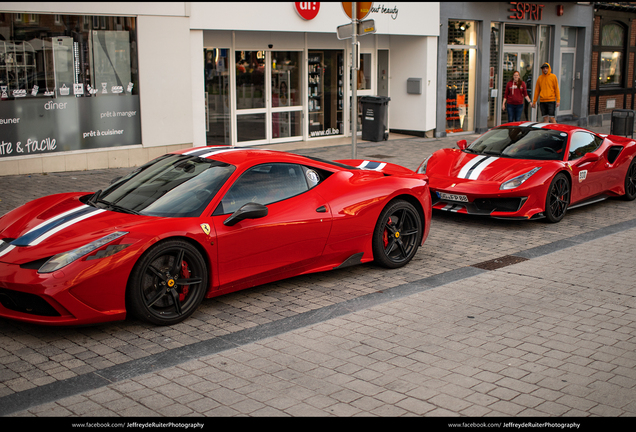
[38,231,129,273]
[500,167,541,190]
[417,155,431,174]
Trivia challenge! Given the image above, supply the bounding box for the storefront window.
[447,20,476,133]
[309,50,344,138]
[560,27,576,47]
[0,13,140,158]
[271,51,300,108]
[599,22,625,88]
[488,23,501,129]
[204,48,230,146]
[235,50,265,109]
[504,25,535,45]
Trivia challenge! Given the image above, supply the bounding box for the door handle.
[316,206,327,213]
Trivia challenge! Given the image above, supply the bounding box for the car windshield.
[467,127,568,161]
[97,154,235,217]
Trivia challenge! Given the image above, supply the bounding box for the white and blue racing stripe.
[183,147,271,159]
[357,160,387,171]
[0,240,14,258]
[10,205,105,247]
[457,155,499,180]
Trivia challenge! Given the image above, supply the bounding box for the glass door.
[559,27,577,116]
[559,51,575,115]
[501,50,534,124]
[235,50,302,146]
[204,48,230,146]
[308,50,344,138]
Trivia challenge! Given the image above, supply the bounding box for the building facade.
[0,2,439,176]
[589,2,636,125]
[437,2,595,137]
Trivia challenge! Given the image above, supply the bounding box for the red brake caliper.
[179,261,190,301]
[383,217,392,248]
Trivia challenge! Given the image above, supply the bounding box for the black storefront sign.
[0,95,141,158]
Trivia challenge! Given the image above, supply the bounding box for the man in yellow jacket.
[531,63,560,124]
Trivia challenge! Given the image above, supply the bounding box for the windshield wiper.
[97,199,140,215]
[87,189,102,207]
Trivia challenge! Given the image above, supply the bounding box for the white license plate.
[437,192,468,202]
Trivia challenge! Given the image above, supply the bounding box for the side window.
[215,163,309,215]
[568,132,602,160]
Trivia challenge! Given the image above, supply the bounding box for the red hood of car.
[0,192,155,265]
[427,148,559,185]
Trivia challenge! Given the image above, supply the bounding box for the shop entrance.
[234,50,303,146]
[501,50,535,124]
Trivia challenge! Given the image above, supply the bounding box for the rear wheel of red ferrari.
[544,173,570,223]
[372,200,422,269]
[622,159,636,201]
[127,239,208,326]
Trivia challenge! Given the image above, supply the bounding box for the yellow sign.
[200,223,211,236]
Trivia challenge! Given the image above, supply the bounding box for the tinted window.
[568,132,603,160]
[99,154,235,217]
[467,127,567,160]
[215,163,309,215]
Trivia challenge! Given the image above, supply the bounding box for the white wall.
[190,2,439,37]
[137,15,193,147]
[388,35,437,133]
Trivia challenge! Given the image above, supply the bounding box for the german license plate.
[437,192,468,202]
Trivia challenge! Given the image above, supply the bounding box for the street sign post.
[340,2,374,159]
[336,19,376,40]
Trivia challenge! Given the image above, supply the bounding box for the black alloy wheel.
[127,240,208,325]
[622,159,636,201]
[372,200,422,268]
[544,173,570,223]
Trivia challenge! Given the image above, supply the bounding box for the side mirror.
[457,139,468,150]
[574,152,600,165]
[223,202,268,226]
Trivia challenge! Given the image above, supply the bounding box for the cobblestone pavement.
[1,124,635,418]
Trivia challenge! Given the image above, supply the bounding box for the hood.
[0,192,154,265]
[427,148,556,185]
[541,62,552,74]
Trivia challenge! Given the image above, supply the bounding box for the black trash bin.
[610,109,635,138]
[360,96,390,142]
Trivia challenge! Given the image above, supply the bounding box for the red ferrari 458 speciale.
[418,122,636,222]
[0,148,431,326]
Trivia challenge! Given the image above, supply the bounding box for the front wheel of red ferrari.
[127,239,208,326]
[622,159,636,201]
[372,200,422,269]
[544,173,570,223]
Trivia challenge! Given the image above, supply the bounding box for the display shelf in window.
[0,41,37,98]
[308,52,324,132]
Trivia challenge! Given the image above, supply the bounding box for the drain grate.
[367,154,395,159]
[471,255,529,270]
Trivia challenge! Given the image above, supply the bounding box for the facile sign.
[0,96,141,158]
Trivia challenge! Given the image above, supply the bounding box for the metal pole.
[351,2,357,159]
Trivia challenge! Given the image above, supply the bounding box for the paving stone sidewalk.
[9,226,635,417]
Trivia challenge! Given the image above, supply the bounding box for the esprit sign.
[295,2,320,20]
[509,2,545,21]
